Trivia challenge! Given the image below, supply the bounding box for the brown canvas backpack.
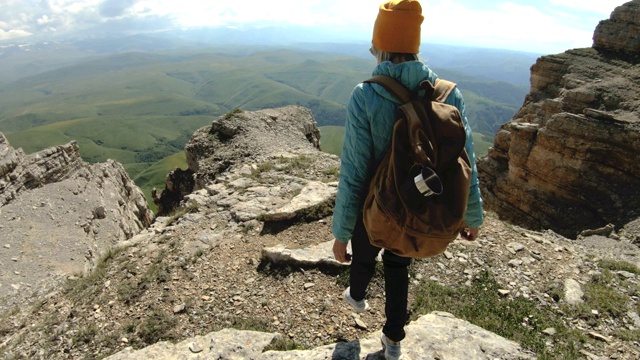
[362,75,471,258]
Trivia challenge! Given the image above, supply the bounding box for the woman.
[331,1,484,359]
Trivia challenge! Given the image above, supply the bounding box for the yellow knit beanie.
[372,0,424,54]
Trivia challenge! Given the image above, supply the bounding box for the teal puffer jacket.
[332,60,484,243]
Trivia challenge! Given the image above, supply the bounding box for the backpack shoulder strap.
[363,75,411,103]
[366,76,456,104]
[432,78,457,103]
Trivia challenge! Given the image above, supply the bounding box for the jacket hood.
[370,60,438,103]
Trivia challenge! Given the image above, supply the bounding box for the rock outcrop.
[153,106,323,215]
[150,106,338,230]
[0,132,152,312]
[593,1,640,54]
[478,1,640,238]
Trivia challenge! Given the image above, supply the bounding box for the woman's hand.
[460,224,479,241]
[332,239,351,263]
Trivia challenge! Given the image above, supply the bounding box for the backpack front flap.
[386,79,470,212]
[362,75,472,258]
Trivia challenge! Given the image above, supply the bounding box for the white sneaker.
[343,287,369,313]
[381,333,402,360]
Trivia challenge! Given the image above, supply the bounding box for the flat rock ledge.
[106,312,533,360]
[262,181,337,222]
[262,240,351,268]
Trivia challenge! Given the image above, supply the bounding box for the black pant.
[349,216,412,342]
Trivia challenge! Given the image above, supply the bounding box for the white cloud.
[129,0,376,28]
[0,28,32,40]
[37,15,53,25]
[0,0,630,53]
[422,0,625,53]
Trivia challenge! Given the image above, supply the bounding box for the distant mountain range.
[0,27,540,85]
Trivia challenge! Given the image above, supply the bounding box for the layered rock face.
[0,134,83,205]
[478,1,640,238]
[0,133,152,311]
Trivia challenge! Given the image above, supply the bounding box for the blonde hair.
[370,45,419,64]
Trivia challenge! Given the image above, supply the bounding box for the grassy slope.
[5,116,210,167]
[319,126,345,157]
[472,133,493,158]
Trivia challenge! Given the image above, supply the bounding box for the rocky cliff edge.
[0,132,152,313]
[478,0,640,238]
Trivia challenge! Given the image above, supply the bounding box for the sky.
[0,0,631,54]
